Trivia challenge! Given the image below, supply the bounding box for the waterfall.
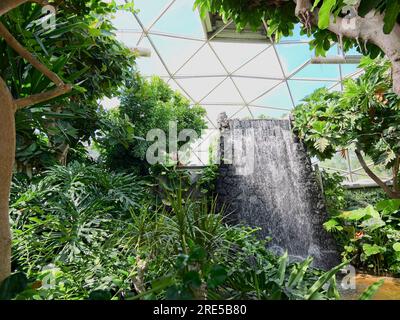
[216,117,339,269]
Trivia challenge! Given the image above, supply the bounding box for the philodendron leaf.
[376,199,400,214]
[360,217,385,231]
[362,244,386,257]
[318,0,337,29]
[340,208,367,221]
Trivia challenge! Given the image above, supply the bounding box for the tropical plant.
[0,0,135,282]
[344,188,388,210]
[324,199,400,275]
[96,76,207,174]
[5,163,381,300]
[321,170,346,215]
[293,58,400,198]
[9,162,148,298]
[194,0,400,95]
[1,1,136,173]
[109,179,345,300]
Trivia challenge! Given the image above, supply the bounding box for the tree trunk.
[294,0,400,95]
[355,149,400,199]
[0,77,15,283]
[0,1,71,284]
[326,11,400,95]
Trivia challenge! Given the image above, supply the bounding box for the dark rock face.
[216,118,339,270]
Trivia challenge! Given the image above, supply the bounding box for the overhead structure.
[107,0,389,183]
[201,12,269,42]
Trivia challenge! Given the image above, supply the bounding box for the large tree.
[96,75,207,174]
[293,58,400,198]
[1,1,135,174]
[0,0,71,283]
[0,0,134,283]
[194,0,400,94]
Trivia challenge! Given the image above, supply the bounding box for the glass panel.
[251,82,293,109]
[134,0,172,29]
[201,78,244,104]
[136,37,170,76]
[210,41,267,73]
[341,64,360,77]
[167,79,192,101]
[293,64,340,80]
[249,107,290,119]
[234,46,284,79]
[288,80,332,105]
[150,34,203,74]
[230,107,253,120]
[232,77,281,104]
[175,77,226,102]
[112,10,141,31]
[177,44,227,76]
[320,151,349,172]
[116,31,142,48]
[151,0,205,39]
[202,105,245,127]
[275,43,313,76]
[188,129,221,165]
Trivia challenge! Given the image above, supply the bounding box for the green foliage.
[96,76,207,173]
[0,1,136,172]
[10,162,147,299]
[293,58,400,197]
[125,184,344,301]
[293,57,399,164]
[324,200,400,275]
[321,170,346,215]
[8,164,348,300]
[196,164,219,196]
[344,188,388,210]
[194,0,400,57]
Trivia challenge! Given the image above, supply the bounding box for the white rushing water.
[217,118,339,269]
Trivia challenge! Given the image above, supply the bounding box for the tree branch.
[0,0,48,17]
[0,22,64,86]
[326,11,400,94]
[293,1,400,95]
[295,0,312,30]
[355,149,399,198]
[15,84,72,110]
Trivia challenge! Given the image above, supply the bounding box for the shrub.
[96,76,207,174]
[324,200,400,276]
[10,162,147,298]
